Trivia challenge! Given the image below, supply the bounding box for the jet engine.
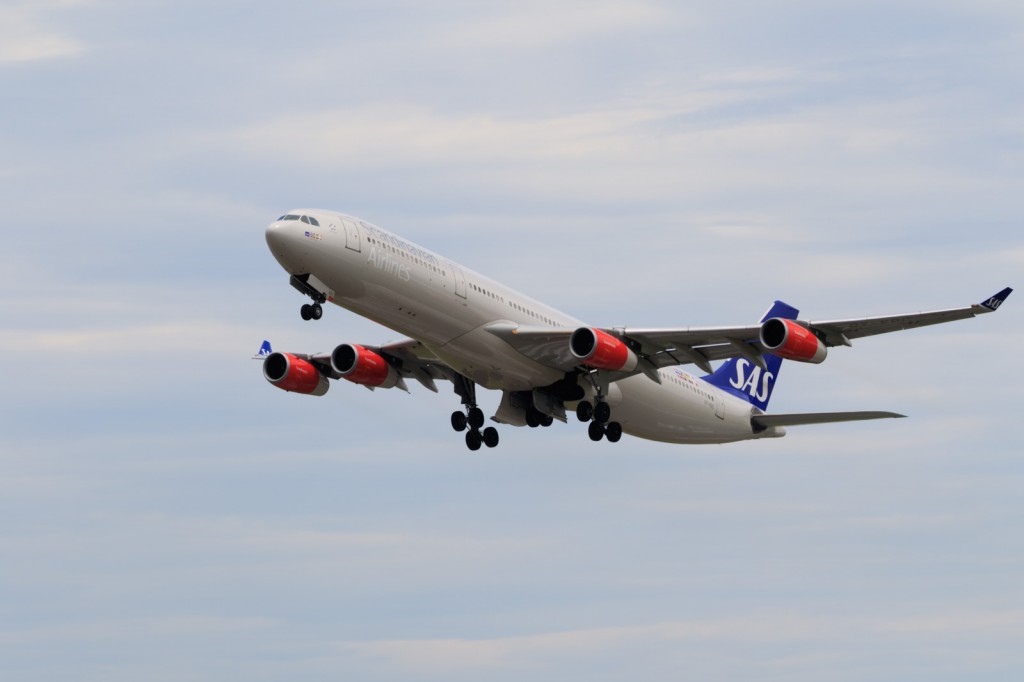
[759,318,827,363]
[331,344,401,388]
[263,352,330,396]
[570,327,639,372]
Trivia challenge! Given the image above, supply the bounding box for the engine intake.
[759,318,827,363]
[331,344,401,388]
[263,352,330,396]
[570,327,638,372]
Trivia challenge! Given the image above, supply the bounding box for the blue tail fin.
[701,301,799,411]
[253,340,273,359]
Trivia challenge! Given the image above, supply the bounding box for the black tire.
[311,303,323,320]
[468,407,485,429]
[605,421,622,443]
[540,414,553,427]
[525,408,540,428]
[300,304,312,320]
[593,401,611,424]
[482,426,499,448]
[450,411,467,432]
[466,429,482,451]
[576,401,593,422]
[588,421,605,441]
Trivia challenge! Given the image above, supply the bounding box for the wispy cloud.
[0,1,87,65]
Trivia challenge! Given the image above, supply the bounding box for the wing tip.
[979,287,1012,312]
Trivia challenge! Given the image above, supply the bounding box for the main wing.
[489,288,1012,381]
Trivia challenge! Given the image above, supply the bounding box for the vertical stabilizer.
[701,301,798,411]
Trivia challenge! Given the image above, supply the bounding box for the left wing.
[488,287,1012,381]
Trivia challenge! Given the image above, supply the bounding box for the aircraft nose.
[265,219,290,250]
[265,219,305,273]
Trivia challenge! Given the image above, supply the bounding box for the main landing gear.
[451,407,499,451]
[451,374,498,451]
[576,399,622,443]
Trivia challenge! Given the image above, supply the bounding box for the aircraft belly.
[614,376,755,444]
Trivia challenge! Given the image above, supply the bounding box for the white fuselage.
[266,210,779,444]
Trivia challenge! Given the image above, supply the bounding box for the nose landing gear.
[300,302,323,321]
[290,274,327,321]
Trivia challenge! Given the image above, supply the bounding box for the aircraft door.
[713,392,725,419]
[341,219,361,252]
[450,264,467,299]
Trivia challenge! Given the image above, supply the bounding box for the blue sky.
[2,1,1022,680]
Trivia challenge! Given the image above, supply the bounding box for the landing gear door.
[341,219,361,252]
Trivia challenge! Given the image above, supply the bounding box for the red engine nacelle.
[759,318,827,363]
[263,352,330,396]
[569,327,638,372]
[331,344,401,388]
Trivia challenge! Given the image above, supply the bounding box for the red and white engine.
[330,344,401,388]
[570,327,639,372]
[262,352,330,396]
[759,318,828,363]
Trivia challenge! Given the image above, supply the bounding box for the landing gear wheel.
[467,407,485,430]
[465,429,482,451]
[300,304,312,320]
[451,411,468,432]
[588,421,605,441]
[576,401,593,422]
[593,401,611,425]
[525,408,540,428]
[540,414,553,428]
[310,302,323,320]
[482,427,499,448]
[605,421,622,443]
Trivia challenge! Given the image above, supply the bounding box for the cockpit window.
[278,213,318,225]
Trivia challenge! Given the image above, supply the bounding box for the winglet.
[978,287,1012,312]
[252,339,273,359]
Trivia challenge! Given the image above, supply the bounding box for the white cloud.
[0,1,87,65]
[429,0,673,51]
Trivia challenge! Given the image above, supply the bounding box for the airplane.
[261,209,1012,450]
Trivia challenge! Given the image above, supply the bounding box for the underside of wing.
[485,321,770,379]
[301,338,456,393]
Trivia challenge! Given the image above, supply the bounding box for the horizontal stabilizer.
[752,411,906,428]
